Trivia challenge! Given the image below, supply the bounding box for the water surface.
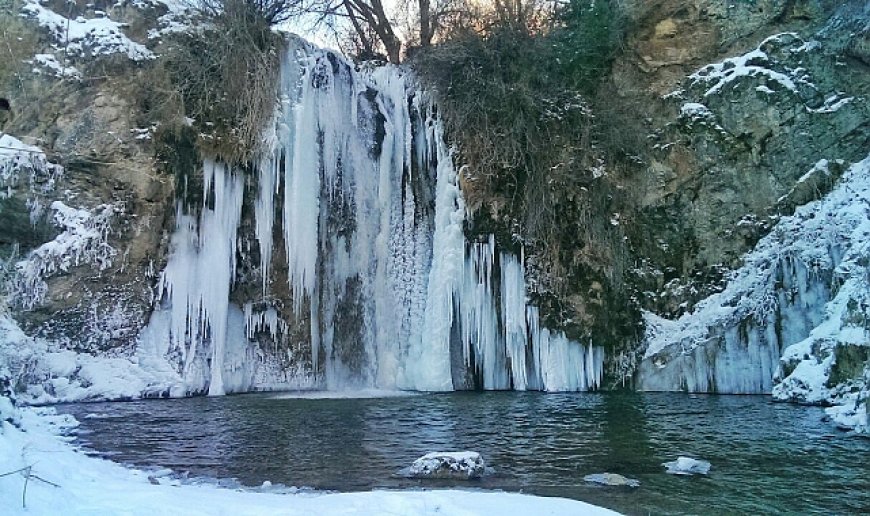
[60,392,869,515]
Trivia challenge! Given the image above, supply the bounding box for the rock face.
[1,0,174,358]
[604,0,870,421]
[407,452,487,480]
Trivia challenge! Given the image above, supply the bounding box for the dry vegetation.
[412,1,644,343]
[140,0,285,167]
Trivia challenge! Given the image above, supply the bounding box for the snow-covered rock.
[0,134,63,195]
[407,451,487,480]
[825,400,868,434]
[11,201,119,310]
[583,473,640,487]
[663,457,711,476]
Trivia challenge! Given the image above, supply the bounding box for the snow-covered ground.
[0,399,617,515]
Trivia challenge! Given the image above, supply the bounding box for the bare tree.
[293,0,401,62]
[344,0,402,62]
[197,0,301,26]
[290,0,558,62]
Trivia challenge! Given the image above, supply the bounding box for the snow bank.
[21,0,154,61]
[0,315,183,404]
[0,401,618,515]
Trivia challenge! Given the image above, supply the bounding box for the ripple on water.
[58,392,870,515]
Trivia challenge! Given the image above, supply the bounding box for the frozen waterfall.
[140,36,603,395]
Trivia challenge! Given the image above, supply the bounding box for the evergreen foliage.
[553,0,625,91]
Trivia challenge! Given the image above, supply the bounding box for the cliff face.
[0,0,175,353]
[592,0,868,427]
[0,0,867,427]
[617,0,868,317]
[526,0,869,383]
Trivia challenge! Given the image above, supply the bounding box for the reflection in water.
[601,394,654,474]
[61,393,870,515]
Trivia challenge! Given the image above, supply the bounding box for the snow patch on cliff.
[11,201,119,310]
[21,0,154,61]
[30,53,81,79]
[688,32,813,97]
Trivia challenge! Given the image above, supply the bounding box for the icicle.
[399,109,465,391]
[255,155,278,297]
[148,160,245,395]
[501,250,529,389]
[283,62,321,315]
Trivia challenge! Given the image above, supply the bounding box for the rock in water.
[663,457,711,475]
[583,473,640,487]
[408,451,487,480]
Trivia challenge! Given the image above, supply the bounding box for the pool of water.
[59,392,869,515]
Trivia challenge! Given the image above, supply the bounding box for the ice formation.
[11,201,117,309]
[146,161,248,396]
[0,134,63,195]
[639,154,870,428]
[139,37,602,395]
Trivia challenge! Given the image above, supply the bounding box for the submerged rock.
[583,473,640,487]
[663,457,711,475]
[407,451,487,480]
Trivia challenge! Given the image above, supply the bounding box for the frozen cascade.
[639,155,870,397]
[638,251,831,394]
[150,160,246,395]
[138,36,603,394]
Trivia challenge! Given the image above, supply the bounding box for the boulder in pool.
[583,473,640,487]
[663,457,711,475]
[408,451,486,480]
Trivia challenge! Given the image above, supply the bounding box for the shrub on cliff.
[552,0,624,91]
[143,0,288,166]
[411,1,625,242]
[412,1,637,346]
